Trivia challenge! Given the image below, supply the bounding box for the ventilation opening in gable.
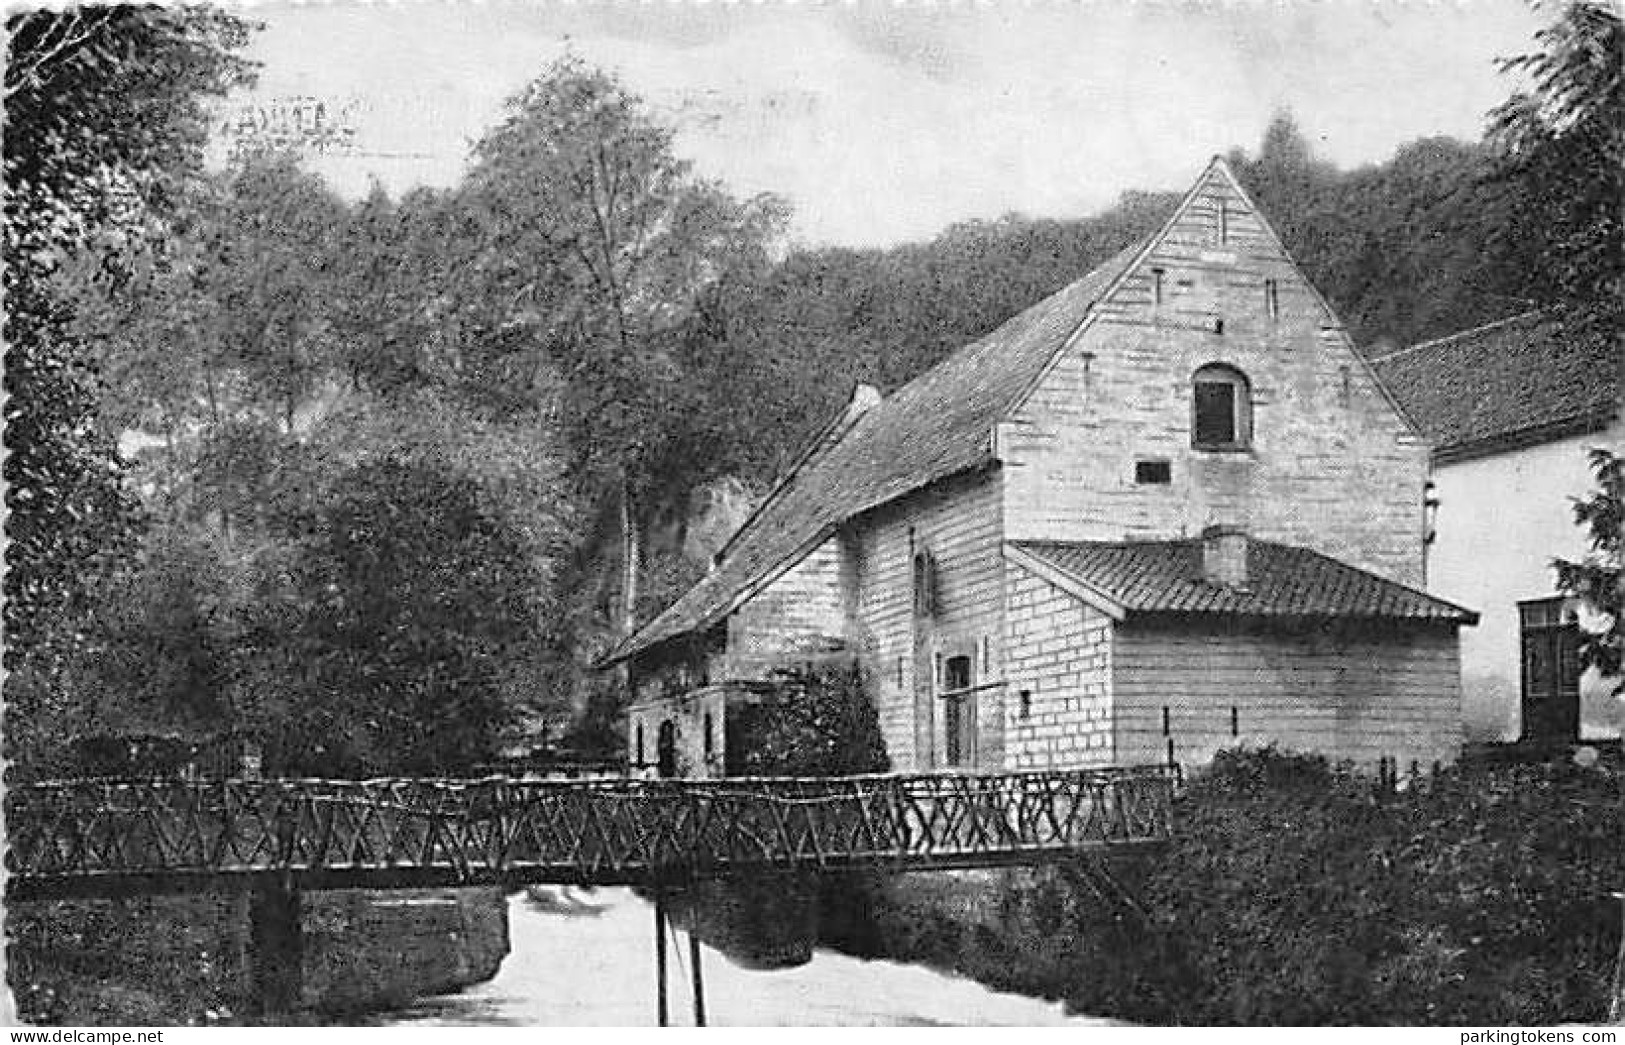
[1136,459,1172,485]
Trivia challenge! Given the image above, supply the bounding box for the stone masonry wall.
[854,471,1007,772]
[725,532,858,679]
[1000,162,1430,588]
[625,686,728,778]
[1002,560,1115,768]
[1113,620,1464,772]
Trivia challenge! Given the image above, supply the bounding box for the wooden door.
[941,653,976,768]
[1519,598,1581,744]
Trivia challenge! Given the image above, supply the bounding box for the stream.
[388,886,1114,1027]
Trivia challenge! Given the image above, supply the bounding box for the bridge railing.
[5,766,1175,894]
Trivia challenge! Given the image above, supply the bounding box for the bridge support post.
[1609,891,1624,1024]
[249,876,303,1017]
[654,889,669,1026]
[689,925,706,1026]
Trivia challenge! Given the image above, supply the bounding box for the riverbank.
[6,886,509,1025]
[813,747,1625,1025]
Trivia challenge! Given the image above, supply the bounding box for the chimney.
[1201,525,1249,588]
[844,383,882,426]
[810,383,882,460]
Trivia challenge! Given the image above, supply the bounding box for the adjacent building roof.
[1009,538,1478,624]
[1369,310,1621,463]
[599,236,1150,665]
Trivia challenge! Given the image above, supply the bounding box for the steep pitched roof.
[1369,310,1621,462]
[599,237,1149,665]
[603,155,1398,666]
[1010,539,1477,624]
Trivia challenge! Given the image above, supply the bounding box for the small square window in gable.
[1135,459,1172,485]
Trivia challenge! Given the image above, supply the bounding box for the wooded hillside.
[6,2,1616,771]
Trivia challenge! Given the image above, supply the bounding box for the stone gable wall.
[1000,164,1430,587]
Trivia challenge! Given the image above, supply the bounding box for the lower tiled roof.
[1369,310,1621,460]
[1011,539,1477,623]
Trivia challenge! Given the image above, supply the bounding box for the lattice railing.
[5,767,1174,895]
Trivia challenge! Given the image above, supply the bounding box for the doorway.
[656,719,678,778]
[1518,597,1581,744]
[941,653,976,768]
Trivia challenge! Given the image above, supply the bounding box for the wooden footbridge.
[6,766,1174,899]
[5,766,1175,1021]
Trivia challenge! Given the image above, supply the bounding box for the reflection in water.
[390,887,1112,1027]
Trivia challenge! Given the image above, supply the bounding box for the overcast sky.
[216,1,1543,248]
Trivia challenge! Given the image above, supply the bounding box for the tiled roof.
[600,237,1150,664]
[1369,310,1621,460]
[1011,539,1477,623]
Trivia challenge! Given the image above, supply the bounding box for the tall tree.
[1229,113,1537,349]
[68,152,349,540]
[3,6,254,684]
[1488,0,1623,313]
[234,454,550,776]
[459,57,787,647]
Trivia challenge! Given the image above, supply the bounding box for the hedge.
[819,747,1624,1025]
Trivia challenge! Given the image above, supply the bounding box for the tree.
[237,454,551,776]
[1554,448,1623,693]
[1225,111,1340,258]
[72,152,350,538]
[3,6,255,706]
[1488,0,1623,313]
[1227,114,1538,349]
[455,57,789,711]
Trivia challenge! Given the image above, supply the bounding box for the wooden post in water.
[249,875,303,1016]
[1609,891,1624,1025]
[689,925,707,1026]
[654,889,670,1026]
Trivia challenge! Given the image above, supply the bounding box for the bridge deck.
[5,767,1175,899]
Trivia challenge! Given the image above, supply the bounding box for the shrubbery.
[725,662,889,777]
[824,747,1623,1025]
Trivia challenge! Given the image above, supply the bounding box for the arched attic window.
[1192,363,1252,451]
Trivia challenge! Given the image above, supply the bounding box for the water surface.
[391,886,1111,1027]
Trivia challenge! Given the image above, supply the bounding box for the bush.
[725,662,889,776]
[243,456,548,777]
[822,746,1624,1025]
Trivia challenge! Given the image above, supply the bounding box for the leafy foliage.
[826,747,1623,1025]
[237,455,549,776]
[4,6,255,773]
[726,663,890,777]
[462,56,789,493]
[1555,448,1624,685]
[4,6,255,210]
[1487,0,1623,313]
[1229,115,1547,350]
